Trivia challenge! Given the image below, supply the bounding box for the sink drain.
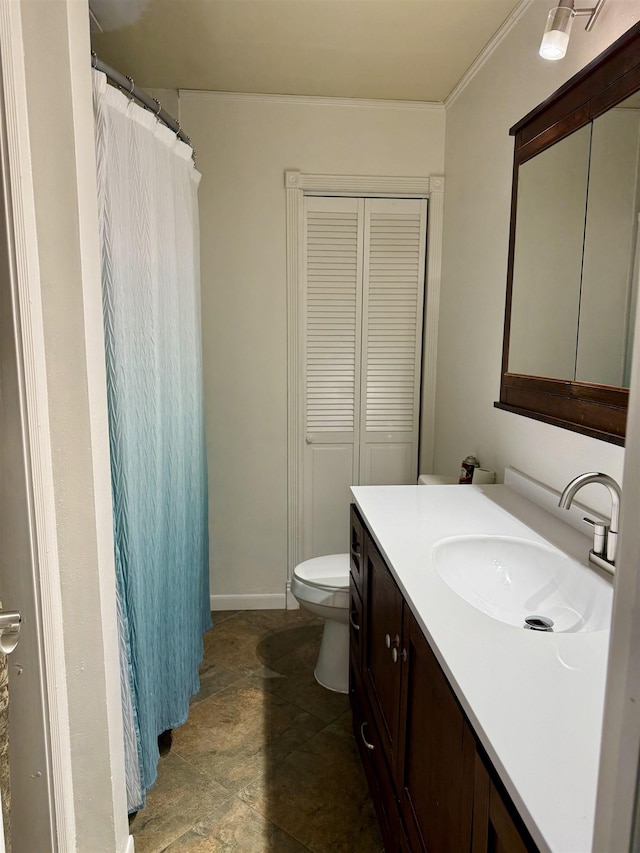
[524,615,554,632]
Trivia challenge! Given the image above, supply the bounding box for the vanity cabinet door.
[349,658,412,853]
[472,752,538,853]
[349,577,364,672]
[350,659,399,851]
[350,503,365,597]
[363,532,404,771]
[397,608,475,853]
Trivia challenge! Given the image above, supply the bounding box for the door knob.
[0,611,21,654]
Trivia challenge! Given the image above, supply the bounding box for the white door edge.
[0,0,76,847]
[593,232,640,848]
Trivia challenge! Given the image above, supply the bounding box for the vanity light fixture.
[539,0,606,60]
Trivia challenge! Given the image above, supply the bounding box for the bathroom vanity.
[348,484,612,852]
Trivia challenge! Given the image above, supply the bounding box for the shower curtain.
[92,70,210,811]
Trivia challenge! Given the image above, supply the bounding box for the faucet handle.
[583,517,608,556]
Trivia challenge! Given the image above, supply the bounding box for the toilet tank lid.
[293,554,350,590]
[418,474,457,485]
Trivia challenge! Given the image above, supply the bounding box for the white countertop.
[351,483,612,853]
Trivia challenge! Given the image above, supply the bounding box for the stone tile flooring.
[130,609,383,852]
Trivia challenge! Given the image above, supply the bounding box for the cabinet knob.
[392,647,407,664]
[349,611,360,631]
[385,633,391,648]
[360,721,375,751]
[385,633,400,649]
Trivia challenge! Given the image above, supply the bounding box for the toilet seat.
[292,554,350,609]
[293,554,349,590]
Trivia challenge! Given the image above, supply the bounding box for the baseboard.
[286,583,299,610]
[123,834,135,853]
[210,593,286,611]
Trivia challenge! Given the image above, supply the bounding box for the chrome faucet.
[558,472,622,575]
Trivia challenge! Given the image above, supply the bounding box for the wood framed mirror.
[496,22,640,446]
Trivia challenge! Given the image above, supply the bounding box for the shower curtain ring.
[175,120,181,138]
[91,51,98,69]
[153,98,162,117]
[126,75,135,96]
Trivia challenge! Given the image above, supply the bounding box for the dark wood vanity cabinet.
[397,610,476,852]
[350,502,365,595]
[349,504,538,853]
[363,535,404,768]
[349,503,365,672]
[472,754,538,853]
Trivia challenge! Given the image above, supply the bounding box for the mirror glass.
[508,125,591,380]
[576,94,640,387]
[507,94,640,388]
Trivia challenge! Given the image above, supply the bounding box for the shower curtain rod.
[91,53,192,151]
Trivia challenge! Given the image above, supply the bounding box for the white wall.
[179,93,445,602]
[435,0,640,516]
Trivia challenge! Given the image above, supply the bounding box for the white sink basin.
[432,535,612,633]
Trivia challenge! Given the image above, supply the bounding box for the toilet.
[291,554,350,694]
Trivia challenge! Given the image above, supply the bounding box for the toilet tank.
[417,474,457,485]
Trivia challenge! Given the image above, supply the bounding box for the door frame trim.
[593,207,640,847]
[284,171,445,579]
[0,1,75,846]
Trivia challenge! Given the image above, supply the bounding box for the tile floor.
[130,609,383,852]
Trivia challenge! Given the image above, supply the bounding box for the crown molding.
[179,89,444,111]
[445,0,536,110]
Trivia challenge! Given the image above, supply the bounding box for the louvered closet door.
[301,196,427,559]
[303,197,364,558]
[359,198,427,485]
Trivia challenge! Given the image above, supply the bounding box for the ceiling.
[90,0,525,103]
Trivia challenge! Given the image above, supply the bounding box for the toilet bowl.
[291,554,350,694]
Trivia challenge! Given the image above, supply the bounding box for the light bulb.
[539,6,575,60]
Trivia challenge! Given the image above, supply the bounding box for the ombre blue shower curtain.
[92,70,210,811]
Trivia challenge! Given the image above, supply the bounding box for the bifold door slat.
[362,205,426,434]
[305,199,361,434]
